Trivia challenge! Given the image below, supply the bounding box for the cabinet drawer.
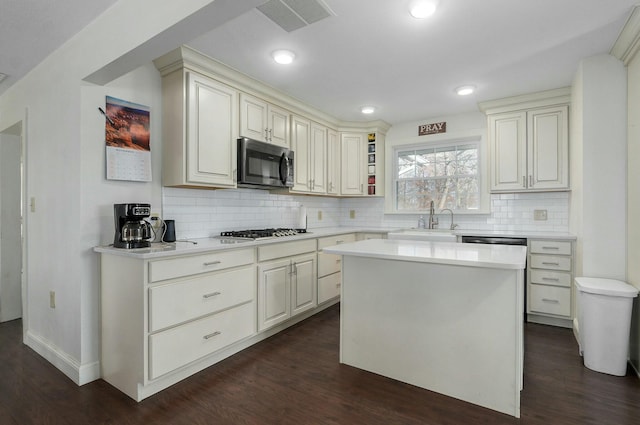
[148,301,255,379]
[530,240,572,255]
[318,272,341,304]
[529,284,570,317]
[149,248,255,283]
[258,239,316,262]
[149,266,256,332]
[317,233,356,249]
[529,254,571,271]
[530,269,571,287]
[318,252,342,277]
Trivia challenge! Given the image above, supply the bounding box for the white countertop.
[323,239,527,270]
[93,227,390,259]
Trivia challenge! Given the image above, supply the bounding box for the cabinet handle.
[202,291,221,299]
[541,277,560,282]
[203,260,221,266]
[541,262,560,266]
[265,128,269,140]
[203,331,221,340]
[336,259,341,263]
[336,240,344,244]
[542,298,560,304]
[291,263,298,275]
[269,129,273,141]
[360,184,363,192]
[542,246,560,250]
[529,175,533,187]
[336,283,341,288]
[523,176,526,187]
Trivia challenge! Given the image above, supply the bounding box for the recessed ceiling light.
[410,1,438,19]
[361,106,376,114]
[456,85,476,96]
[272,49,296,65]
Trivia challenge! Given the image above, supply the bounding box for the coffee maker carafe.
[113,203,152,249]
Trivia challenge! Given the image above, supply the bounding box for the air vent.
[257,0,335,32]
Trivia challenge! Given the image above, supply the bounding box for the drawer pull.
[203,331,221,340]
[542,298,560,304]
[336,240,344,244]
[336,259,341,263]
[203,260,222,266]
[202,291,221,299]
[542,246,560,250]
[541,262,560,266]
[541,277,560,282]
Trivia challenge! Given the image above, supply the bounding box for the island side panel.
[339,256,522,418]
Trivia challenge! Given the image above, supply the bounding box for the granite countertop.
[322,239,528,270]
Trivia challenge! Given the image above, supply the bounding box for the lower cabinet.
[527,239,574,328]
[317,233,356,304]
[258,251,317,331]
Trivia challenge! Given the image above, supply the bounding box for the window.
[394,140,480,211]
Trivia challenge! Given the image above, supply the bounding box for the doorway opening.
[0,119,26,332]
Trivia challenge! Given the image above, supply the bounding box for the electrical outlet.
[318,210,322,221]
[534,209,548,221]
[350,210,356,219]
[49,291,56,309]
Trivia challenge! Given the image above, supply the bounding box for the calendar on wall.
[104,96,152,182]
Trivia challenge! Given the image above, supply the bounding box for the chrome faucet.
[428,201,439,229]
[440,208,458,230]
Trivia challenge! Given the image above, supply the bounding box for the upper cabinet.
[481,88,570,193]
[290,115,328,194]
[340,133,367,195]
[239,93,290,148]
[326,129,340,195]
[160,69,238,188]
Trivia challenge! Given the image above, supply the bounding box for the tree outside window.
[395,142,480,211]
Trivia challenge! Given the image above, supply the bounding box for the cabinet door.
[527,106,569,190]
[187,72,238,187]
[340,133,366,195]
[239,93,268,142]
[327,129,340,195]
[310,122,327,194]
[291,253,317,317]
[268,104,290,148]
[488,112,527,191]
[291,115,311,192]
[258,259,291,331]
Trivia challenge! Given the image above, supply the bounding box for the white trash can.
[575,277,639,376]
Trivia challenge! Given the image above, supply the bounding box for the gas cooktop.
[219,228,308,240]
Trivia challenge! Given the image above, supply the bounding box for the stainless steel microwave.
[237,137,294,189]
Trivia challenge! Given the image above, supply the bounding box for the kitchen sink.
[387,228,457,242]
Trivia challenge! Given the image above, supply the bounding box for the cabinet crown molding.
[153,45,390,133]
[478,87,571,115]
[611,5,640,65]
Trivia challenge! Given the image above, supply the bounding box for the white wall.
[626,40,640,374]
[0,0,254,385]
[570,54,627,280]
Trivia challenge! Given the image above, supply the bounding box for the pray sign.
[418,121,446,136]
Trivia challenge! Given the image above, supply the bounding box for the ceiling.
[0,0,637,125]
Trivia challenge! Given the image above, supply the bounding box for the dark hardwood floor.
[1,305,639,424]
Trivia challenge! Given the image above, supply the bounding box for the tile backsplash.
[162,187,569,240]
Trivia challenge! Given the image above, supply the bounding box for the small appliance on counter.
[113,203,152,249]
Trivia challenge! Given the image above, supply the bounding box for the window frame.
[385,134,489,215]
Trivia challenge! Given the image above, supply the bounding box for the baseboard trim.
[25,330,100,386]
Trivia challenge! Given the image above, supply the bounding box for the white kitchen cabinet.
[100,247,256,401]
[160,69,238,188]
[257,247,317,331]
[291,116,328,194]
[483,90,570,193]
[327,129,340,195]
[340,132,367,195]
[317,233,356,304]
[239,92,290,148]
[527,238,574,328]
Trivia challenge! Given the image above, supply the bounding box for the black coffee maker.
[113,203,152,249]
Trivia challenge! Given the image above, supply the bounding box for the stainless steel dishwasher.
[461,236,528,321]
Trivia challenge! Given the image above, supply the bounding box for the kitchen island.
[323,239,527,418]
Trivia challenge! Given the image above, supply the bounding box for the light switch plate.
[534,209,548,221]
